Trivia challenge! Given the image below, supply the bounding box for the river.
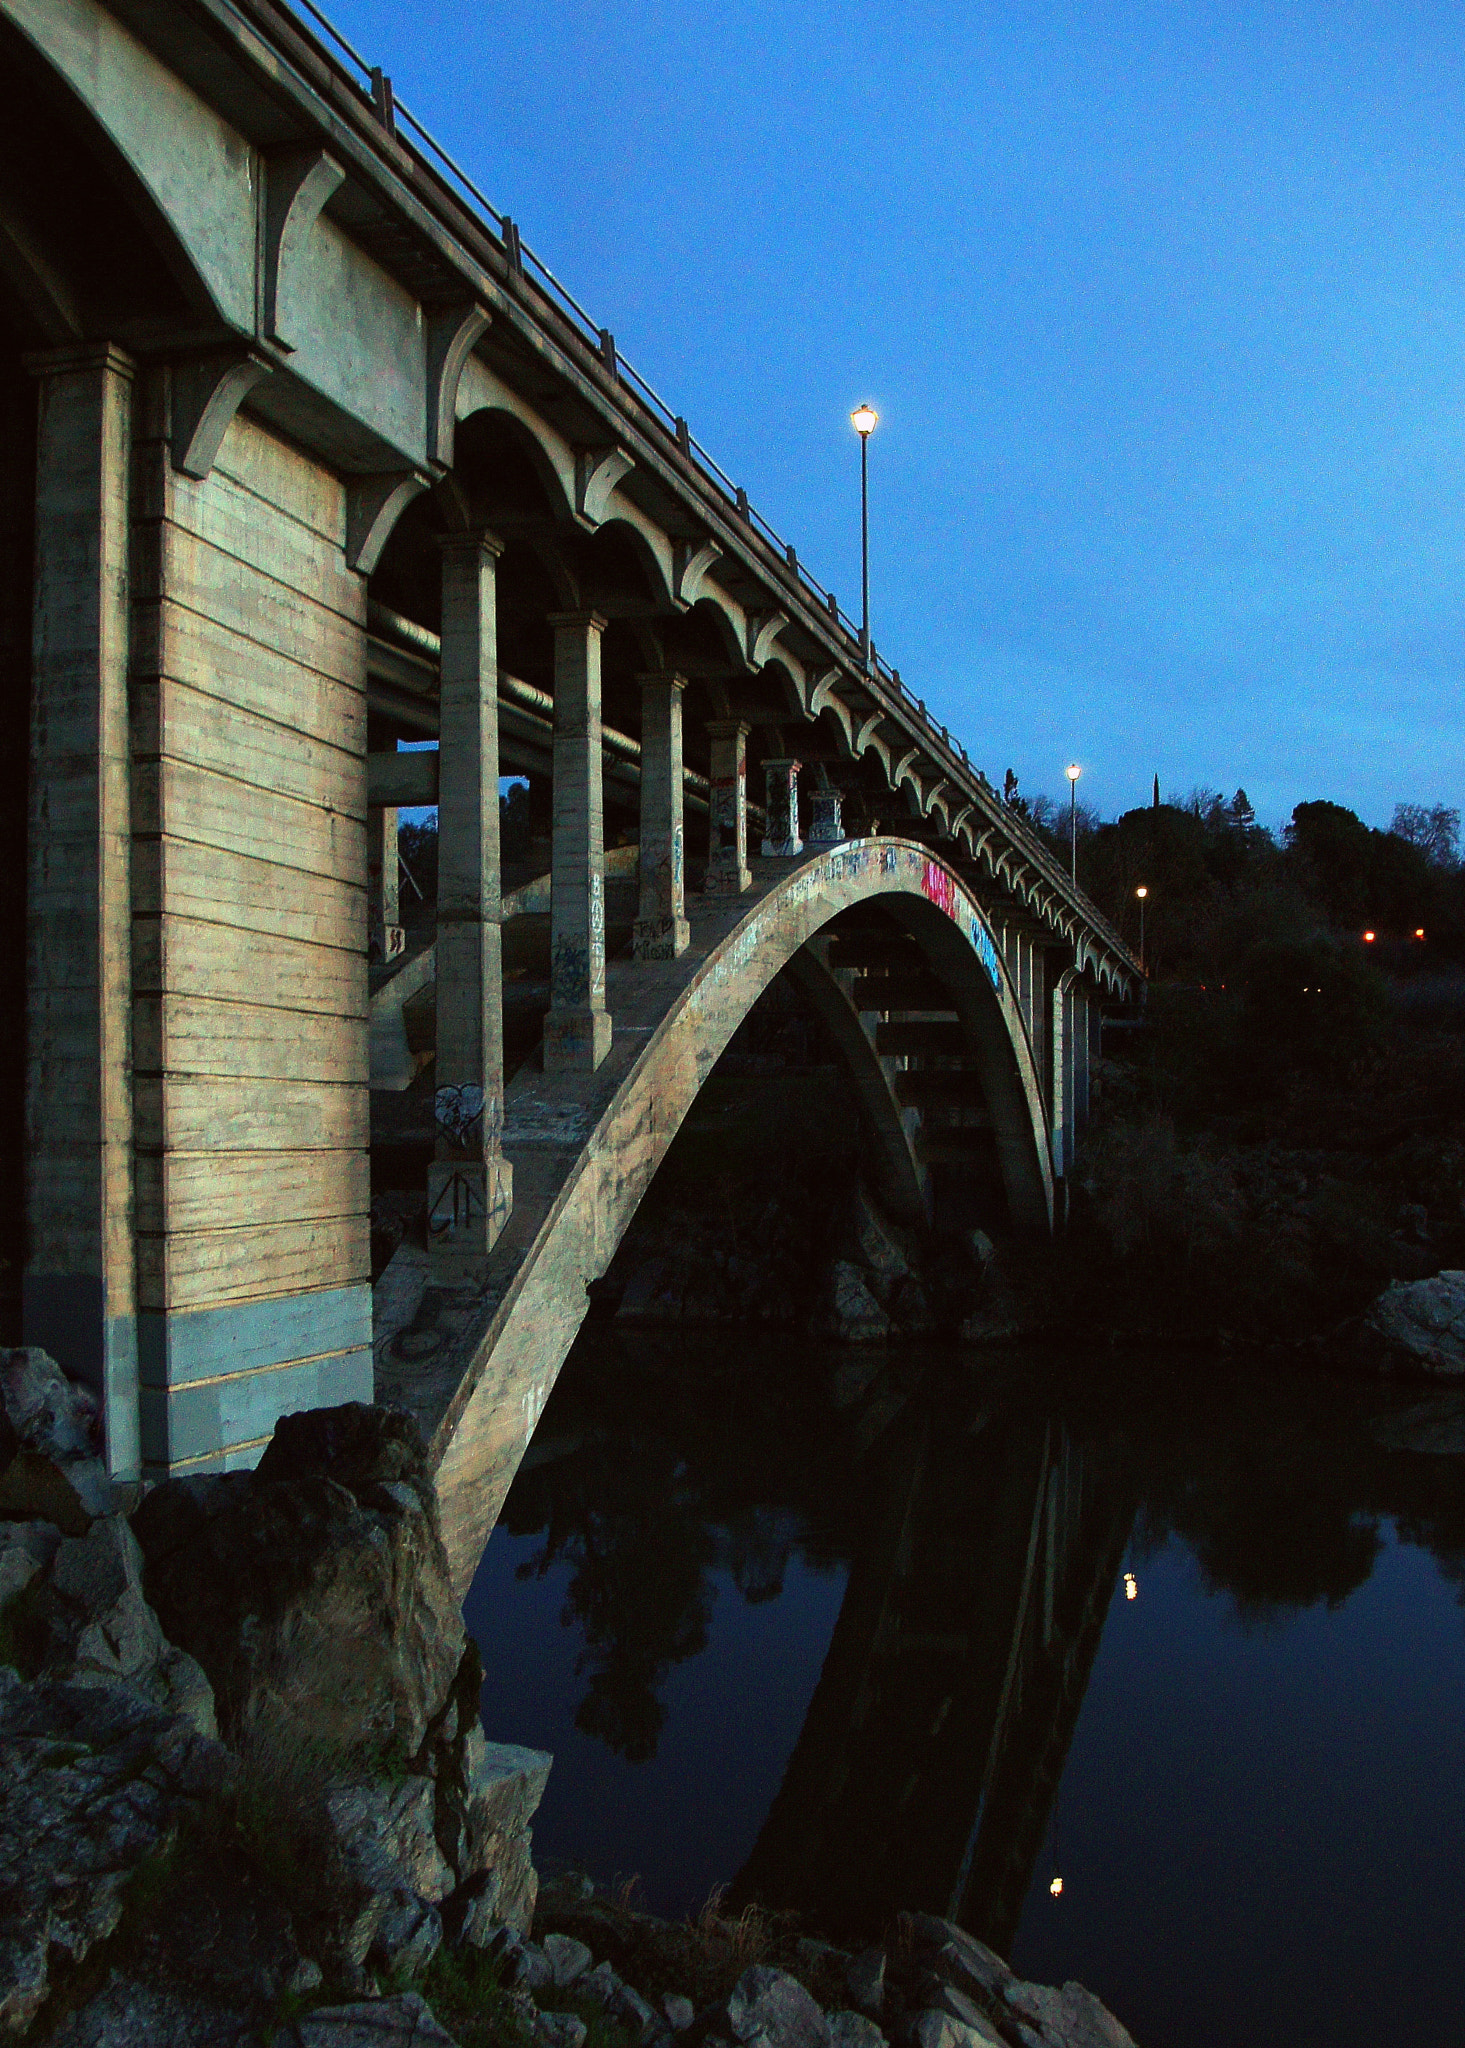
[464,1321,1465,2048]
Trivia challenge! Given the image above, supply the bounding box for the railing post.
[429,530,512,1279]
[22,343,140,1478]
[634,671,690,960]
[703,718,752,894]
[544,611,612,1070]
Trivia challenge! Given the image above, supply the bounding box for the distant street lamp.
[1136,885,1148,970]
[1065,763,1081,881]
[851,403,878,667]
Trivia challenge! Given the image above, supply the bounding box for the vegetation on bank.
[1011,785,1465,1348]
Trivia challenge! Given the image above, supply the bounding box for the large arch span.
[376,840,1059,1596]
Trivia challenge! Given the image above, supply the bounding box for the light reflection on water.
[468,1330,1465,2048]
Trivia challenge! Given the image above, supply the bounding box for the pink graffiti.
[921,860,959,919]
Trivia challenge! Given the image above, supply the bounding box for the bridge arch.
[425,839,1054,1592]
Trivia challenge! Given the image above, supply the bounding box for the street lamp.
[1065,763,1081,882]
[851,403,878,667]
[1136,886,1148,970]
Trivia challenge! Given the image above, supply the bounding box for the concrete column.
[368,804,404,962]
[1050,978,1067,1180]
[23,343,139,1478]
[704,718,751,894]
[1061,981,1078,1175]
[633,671,690,960]
[761,757,803,856]
[806,787,844,846]
[544,611,612,1071]
[428,532,513,1278]
[1072,984,1091,1134]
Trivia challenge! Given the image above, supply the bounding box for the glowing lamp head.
[1363,930,1376,943]
[1136,886,1148,901]
[1066,763,1081,784]
[1124,1572,1138,1601]
[851,403,878,439]
[1416,928,1426,939]
[1049,1877,1064,1897]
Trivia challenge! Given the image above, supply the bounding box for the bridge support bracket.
[170,349,271,479]
[346,471,430,575]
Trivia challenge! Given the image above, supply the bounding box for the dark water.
[466,1326,1465,2048]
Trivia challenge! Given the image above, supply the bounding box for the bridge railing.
[276,0,1135,977]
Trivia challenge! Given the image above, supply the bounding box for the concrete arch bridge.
[0,0,1139,1555]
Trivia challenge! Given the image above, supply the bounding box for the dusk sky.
[320,0,1465,834]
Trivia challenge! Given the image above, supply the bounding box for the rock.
[829,2013,887,2048]
[926,1987,997,2037]
[368,1889,443,1980]
[0,1347,100,1461]
[923,1930,1013,2004]
[1368,1394,1465,1454]
[664,1993,697,2032]
[133,1403,465,1759]
[581,1960,624,2005]
[965,1230,996,1270]
[0,1517,60,1606]
[499,1935,555,1992]
[851,1186,910,1282]
[19,1514,217,1737]
[724,1966,832,2048]
[47,1973,257,2046]
[910,2010,1006,2048]
[846,1948,886,2014]
[537,2019,589,2048]
[454,1729,552,1933]
[957,1302,1023,1346]
[297,1991,461,2046]
[609,1979,660,2040]
[543,1930,594,1987]
[442,1873,507,1951]
[1360,1271,1465,1376]
[890,1277,938,1334]
[0,1348,112,1535]
[326,1774,456,1903]
[1000,1979,1138,2048]
[826,1263,892,1344]
[0,1668,232,2034]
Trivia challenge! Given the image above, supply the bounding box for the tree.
[1390,803,1460,870]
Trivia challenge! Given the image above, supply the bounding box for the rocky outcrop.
[1358,1270,1465,1376]
[132,1403,549,1977]
[0,1669,232,2035]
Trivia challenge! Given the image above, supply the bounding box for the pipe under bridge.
[0,0,1140,1528]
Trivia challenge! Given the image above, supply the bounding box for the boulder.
[46,1974,258,2047]
[0,1349,112,1535]
[1360,1272,1465,1376]
[829,2013,887,2048]
[1000,1979,1138,2048]
[133,1404,464,1759]
[0,1518,60,1607]
[663,1993,696,2032]
[826,1263,892,1344]
[851,1186,910,1283]
[543,1930,594,1987]
[846,1948,886,2015]
[15,1514,216,1737]
[297,1992,461,2046]
[919,1927,1012,2004]
[724,1966,832,2048]
[0,1668,232,2035]
[910,2012,1005,2048]
[537,2018,588,2048]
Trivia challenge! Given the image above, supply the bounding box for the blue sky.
[323,0,1465,833]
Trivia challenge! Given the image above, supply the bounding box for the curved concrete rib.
[375,839,1052,1596]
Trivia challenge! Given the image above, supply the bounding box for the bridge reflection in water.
[478,1330,1136,1948]
[730,1399,1135,1949]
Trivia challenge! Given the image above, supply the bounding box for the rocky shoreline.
[0,1350,1139,2047]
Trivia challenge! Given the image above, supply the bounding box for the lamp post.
[1065,763,1081,882]
[1136,885,1148,970]
[851,403,877,667]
